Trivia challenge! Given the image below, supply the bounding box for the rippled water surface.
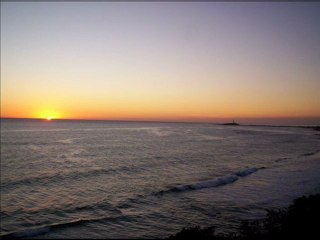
[1,119,320,238]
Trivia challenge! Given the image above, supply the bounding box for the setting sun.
[36,110,61,120]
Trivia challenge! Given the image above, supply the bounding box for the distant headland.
[221,120,240,126]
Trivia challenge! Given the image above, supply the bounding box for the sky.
[1,2,320,125]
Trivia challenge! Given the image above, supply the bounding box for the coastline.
[2,193,319,239]
[166,194,320,240]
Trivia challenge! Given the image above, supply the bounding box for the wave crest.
[1,215,126,239]
[157,167,263,195]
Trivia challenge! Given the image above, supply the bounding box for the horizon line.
[1,117,319,128]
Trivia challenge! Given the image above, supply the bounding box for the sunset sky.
[1,2,320,124]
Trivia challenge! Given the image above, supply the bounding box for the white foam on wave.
[188,175,239,190]
[163,167,262,194]
[235,167,258,177]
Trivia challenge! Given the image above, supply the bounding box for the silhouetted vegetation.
[167,194,320,239]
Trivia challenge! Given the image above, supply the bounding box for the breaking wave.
[1,215,126,239]
[157,167,263,195]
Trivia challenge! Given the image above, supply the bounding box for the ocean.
[1,119,319,239]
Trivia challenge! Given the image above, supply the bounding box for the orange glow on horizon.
[1,105,319,123]
[1,92,319,123]
[36,110,61,120]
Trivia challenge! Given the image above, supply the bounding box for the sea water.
[1,119,319,238]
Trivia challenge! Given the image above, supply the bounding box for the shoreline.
[166,194,320,240]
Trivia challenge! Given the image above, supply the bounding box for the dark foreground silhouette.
[167,194,320,240]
